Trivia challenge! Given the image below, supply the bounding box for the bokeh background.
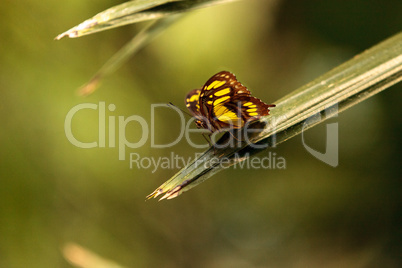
[1,0,401,267]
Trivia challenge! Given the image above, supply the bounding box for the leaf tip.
[146,188,163,200]
[55,29,80,40]
[146,186,182,201]
[77,76,101,96]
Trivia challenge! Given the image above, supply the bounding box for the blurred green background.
[1,0,401,267]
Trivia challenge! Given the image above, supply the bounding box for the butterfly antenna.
[202,133,213,147]
[168,102,192,117]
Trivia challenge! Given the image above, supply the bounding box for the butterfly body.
[185,71,275,133]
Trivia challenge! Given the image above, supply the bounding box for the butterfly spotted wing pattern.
[185,88,202,117]
[185,71,275,132]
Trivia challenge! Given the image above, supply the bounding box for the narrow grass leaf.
[55,0,238,39]
[78,15,181,95]
[147,32,402,200]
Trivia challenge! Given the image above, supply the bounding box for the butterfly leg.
[202,133,217,153]
[229,130,240,141]
[228,129,247,149]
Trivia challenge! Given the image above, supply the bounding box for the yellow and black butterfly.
[185,71,275,134]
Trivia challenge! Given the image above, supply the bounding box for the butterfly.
[185,71,275,134]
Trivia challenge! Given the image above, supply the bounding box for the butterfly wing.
[200,71,275,130]
[185,88,202,117]
[200,71,251,99]
[236,96,275,120]
[185,71,275,131]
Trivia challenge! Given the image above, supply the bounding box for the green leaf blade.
[147,32,402,200]
[55,0,237,39]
